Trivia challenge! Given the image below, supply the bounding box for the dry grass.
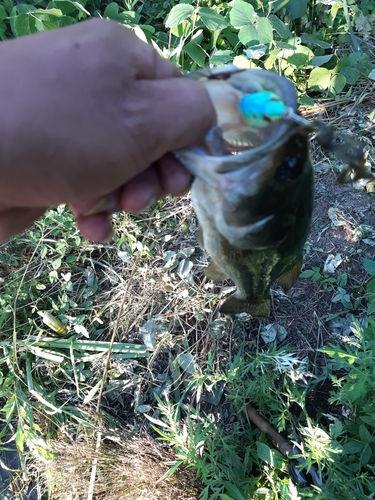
[44,431,201,500]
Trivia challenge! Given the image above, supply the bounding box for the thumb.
[134,77,216,160]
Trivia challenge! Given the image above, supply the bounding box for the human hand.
[0,19,215,242]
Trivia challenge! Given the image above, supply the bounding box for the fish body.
[175,66,314,316]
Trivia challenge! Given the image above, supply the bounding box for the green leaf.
[270,0,291,14]
[269,14,291,39]
[60,0,90,16]
[172,19,192,37]
[103,4,139,25]
[361,416,375,428]
[348,52,372,74]
[184,41,207,67]
[360,444,373,465]
[257,17,273,44]
[199,7,228,31]
[300,270,315,278]
[301,34,331,49]
[103,2,120,19]
[276,40,300,50]
[257,442,284,469]
[35,338,148,357]
[359,424,372,443]
[165,4,194,28]
[222,481,246,500]
[343,440,363,454]
[329,74,346,95]
[175,352,197,374]
[264,47,279,70]
[11,13,36,37]
[210,49,233,66]
[12,4,36,15]
[15,423,25,453]
[341,66,360,85]
[33,11,62,32]
[311,54,334,66]
[0,5,7,20]
[330,418,343,439]
[2,394,16,423]
[308,67,331,90]
[288,46,314,67]
[229,0,255,28]
[367,298,375,315]
[366,277,375,294]
[364,258,375,276]
[51,257,62,270]
[285,0,309,20]
[34,8,63,17]
[299,95,315,106]
[238,24,258,46]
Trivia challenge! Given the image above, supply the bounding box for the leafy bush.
[1,0,373,100]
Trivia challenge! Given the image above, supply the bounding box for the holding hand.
[0,19,215,242]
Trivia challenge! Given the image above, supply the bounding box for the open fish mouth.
[175,66,301,183]
[186,65,297,152]
[181,65,369,184]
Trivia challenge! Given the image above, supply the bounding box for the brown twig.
[246,404,293,457]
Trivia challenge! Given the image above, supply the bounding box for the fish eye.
[275,156,302,180]
[275,135,307,181]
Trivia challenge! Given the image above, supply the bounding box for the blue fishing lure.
[239,91,310,128]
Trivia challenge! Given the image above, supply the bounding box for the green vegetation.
[1,1,375,499]
[1,0,374,100]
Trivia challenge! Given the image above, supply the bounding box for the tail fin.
[220,295,270,317]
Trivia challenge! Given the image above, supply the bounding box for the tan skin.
[0,19,215,243]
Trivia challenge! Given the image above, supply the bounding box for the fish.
[174,65,314,316]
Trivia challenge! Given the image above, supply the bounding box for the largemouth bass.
[175,66,314,317]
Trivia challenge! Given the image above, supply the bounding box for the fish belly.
[193,189,279,315]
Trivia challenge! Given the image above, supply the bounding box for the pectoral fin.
[205,262,227,281]
[277,258,302,292]
[220,295,270,317]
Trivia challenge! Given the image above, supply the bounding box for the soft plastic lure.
[38,311,68,336]
[239,91,310,128]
